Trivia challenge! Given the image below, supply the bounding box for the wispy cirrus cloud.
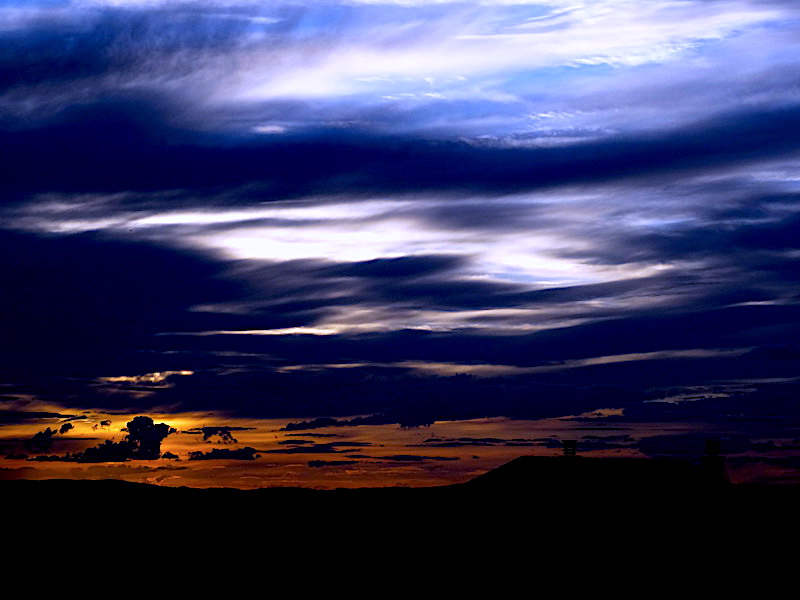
[1,0,795,139]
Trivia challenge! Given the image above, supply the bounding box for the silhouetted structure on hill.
[562,439,578,457]
[1,440,738,533]
[466,452,731,491]
[701,439,731,486]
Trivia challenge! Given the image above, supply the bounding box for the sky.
[2,0,800,488]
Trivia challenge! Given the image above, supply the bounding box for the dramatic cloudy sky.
[2,0,800,487]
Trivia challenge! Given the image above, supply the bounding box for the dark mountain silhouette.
[464,455,727,490]
[4,454,791,522]
[5,455,797,571]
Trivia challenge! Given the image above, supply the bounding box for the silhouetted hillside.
[464,455,725,489]
[6,455,794,520]
[6,455,799,571]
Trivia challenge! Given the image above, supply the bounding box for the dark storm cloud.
[0,5,266,95]
[413,198,550,233]
[30,416,176,462]
[416,437,540,448]
[262,442,371,455]
[637,434,753,459]
[626,379,800,426]
[0,228,297,378]
[376,455,459,462]
[322,255,466,280]
[1,225,666,379]
[188,447,260,461]
[60,414,88,423]
[220,251,653,321]
[4,222,792,393]
[156,366,645,426]
[94,347,798,446]
[750,439,800,452]
[307,460,358,468]
[22,422,79,452]
[0,233,548,381]
[122,416,176,459]
[4,454,28,460]
[282,415,401,431]
[212,254,491,318]
[11,246,784,423]
[0,410,85,425]
[416,434,634,450]
[136,233,799,327]
[581,197,800,268]
[5,96,800,205]
[25,428,59,452]
[155,303,800,373]
[183,426,256,443]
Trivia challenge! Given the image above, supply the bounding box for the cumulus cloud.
[29,416,176,462]
[183,426,256,443]
[25,428,59,452]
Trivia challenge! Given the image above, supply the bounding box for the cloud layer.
[2,0,800,484]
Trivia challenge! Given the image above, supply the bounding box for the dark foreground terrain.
[6,456,798,531]
[6,455,799,576]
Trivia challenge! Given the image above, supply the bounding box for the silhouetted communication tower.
[702,439,730,485]
[562,439,577,457]
[705,439,721,456]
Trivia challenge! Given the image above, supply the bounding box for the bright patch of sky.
[3,0,795,142]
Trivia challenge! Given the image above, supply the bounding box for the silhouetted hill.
[5,458,797,533]
[6,456,799,571]
[464,455,724,489]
